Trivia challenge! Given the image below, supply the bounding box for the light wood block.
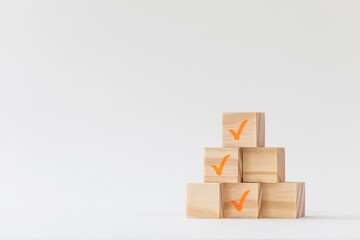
[262,182,305,218]
[186,183,223,218]
[223,183,262,218]
[204,148,242,183]
[222,112,265,148]
[243,147,285,183]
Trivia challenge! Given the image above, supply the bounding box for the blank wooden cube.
[222,112,265,148]
[223,183,261,218]
[204,148,242,183]
[243,147,285,183]
[262,182,305,218]
[186,183,223,218]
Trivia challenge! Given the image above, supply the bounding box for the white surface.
[1,0,360,239]
[1,211,360,239]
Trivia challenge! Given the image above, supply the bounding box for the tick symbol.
[231,190,250,211]
[228,119,248,140]
[210,154,230,176]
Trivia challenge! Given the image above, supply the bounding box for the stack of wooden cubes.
[186,112,305,219]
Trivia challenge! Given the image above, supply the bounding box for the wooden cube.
[186,183,223,218]
[243,147,285,183]
[223,183,261,218]
[222,112,265,148]
[261,182,305,218]
[204,148,242,183]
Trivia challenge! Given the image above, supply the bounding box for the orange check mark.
[231,190,250,211]
[229,119,248,140]
[210,154,230,176]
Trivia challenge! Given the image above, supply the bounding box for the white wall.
[1,1,360,239]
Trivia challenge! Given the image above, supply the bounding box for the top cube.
[222,112,265,147]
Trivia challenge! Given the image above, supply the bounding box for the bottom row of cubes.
[186,182,305,219]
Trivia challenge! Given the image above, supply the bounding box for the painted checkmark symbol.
[229,119,248,140]
[210,154,230,176]
[231,190,250,211]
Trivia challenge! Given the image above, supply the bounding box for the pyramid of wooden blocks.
[186,112,305,219]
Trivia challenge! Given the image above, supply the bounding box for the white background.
[1,1,360,239]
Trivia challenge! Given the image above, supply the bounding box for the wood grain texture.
[296,182,305,218]
[222,112,265,148]
[261,182,305,218]
[277,148,285,182]
[204,148,242,183]
[243,147,285,183]
[257,113,265,147]
[186,183,223,218]
[223,183,261,218]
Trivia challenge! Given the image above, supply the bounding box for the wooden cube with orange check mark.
[222,112,265,148]
[243,147,285,183]
[261,182,305,218]
[204,148,242,183]
[223,183,262,218]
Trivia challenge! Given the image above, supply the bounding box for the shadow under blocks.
[186,112,305,219]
